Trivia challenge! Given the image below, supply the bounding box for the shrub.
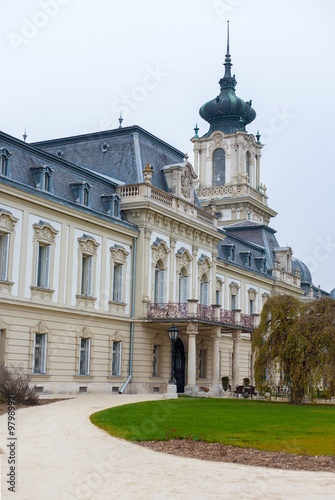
[243,377,250,387]
[0,365,39,405]
[221,376,230,391]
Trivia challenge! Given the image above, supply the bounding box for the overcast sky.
[1,0,334,292]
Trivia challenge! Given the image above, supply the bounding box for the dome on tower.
[199,22,256,136]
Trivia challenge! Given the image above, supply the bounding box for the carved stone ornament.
[111,330,124,342]
[33,221,58,244]
[76,294,97,308]
[208,133,229,154]
[0,210,18,233]
[176,248,192,274]
[110,245,129,264]
[181,168,193,198]
[78,235,100,255]
[216,278,224,291]
[30,286,54,300]
[229,282,240,295]
[197,255,212,275]
[151,240,170,268]
[248,288,257,301]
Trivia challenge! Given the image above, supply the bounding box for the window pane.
[81,255,93,296]
[34,333,46,374]
[112,341,121,376]
[79,338,90,375]
[0,233,9,281]
[213,148,225,187]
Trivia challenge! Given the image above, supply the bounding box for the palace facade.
[0,35,333,396]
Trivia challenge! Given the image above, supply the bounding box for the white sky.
[1,0,334,292]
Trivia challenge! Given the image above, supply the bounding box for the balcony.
[117,183,216,228]
[146,301,255,330]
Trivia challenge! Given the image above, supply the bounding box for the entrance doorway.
[175,338,185,393]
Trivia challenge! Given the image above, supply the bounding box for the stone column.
[169,237,177,302]
[256,153,261,189]
[210,326,221,396]
[191,245,198,299]
[232,330,241,389]
[185,322,198,396]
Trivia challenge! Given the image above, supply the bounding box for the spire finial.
[23,127,27,142]
[118,110,123,129]
[227,20,230,55]
[223,20,233,79]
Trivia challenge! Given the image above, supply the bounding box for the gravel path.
[1,394,334,500]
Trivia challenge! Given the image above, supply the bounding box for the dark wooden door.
[175,338,185,393]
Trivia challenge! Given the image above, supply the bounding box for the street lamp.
[167,323,179,385]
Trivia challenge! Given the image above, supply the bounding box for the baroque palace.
[0,35,333,396]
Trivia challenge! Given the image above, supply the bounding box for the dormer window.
[70,182,91,207]
[101,194,120,218]
[222,244,235,261]
[239,251,252,267]
[31,165,53,192]
[0,148,11,177]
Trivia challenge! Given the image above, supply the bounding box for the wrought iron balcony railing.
[147,302,254,329]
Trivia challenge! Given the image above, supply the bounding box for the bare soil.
[136,439,335,473]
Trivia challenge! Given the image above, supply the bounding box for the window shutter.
[182,276,188,303]
[85,339,90,375]
[0,233,9,280]
[159,269,165,304]
[42,334,47,374]
[118,265,123,302]
[87,256,93,296]
[117,341,122,376]
[44,245,50,288]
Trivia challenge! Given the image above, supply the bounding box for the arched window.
[178,267,188,303]
[154,260,165,304]
[246,151,251,184]
[213,148,225,187]
[200,273,209,305]
[0,149,10,177]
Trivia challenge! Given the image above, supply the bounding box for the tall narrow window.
[0,330,6,365]
[112,263,123,302]
[0,233,9,281]
[200,274,209,305]
[36,243,51,288]
[216,290,221,305]
[213,148,225,187]
[152,345,159,377]
[154,262,165,304]
[249,299,254,315]
[79,338,90,375]
[81,254,93,296]
[33,333,47,374]
[246,151,251,183]
[1,156,8,175]
[83,186,89,206]
[178,269,188,303]
[44,171,51,192]
[199,349,207,378]
[231,294,236,310]
[111,341,122,376]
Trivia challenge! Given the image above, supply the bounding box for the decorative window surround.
[229,281,240,310]
[198,255,212,305]
[76,235,99,306]
[109,331,124,377]
[176,248,192,303]
[29,322,51,375]
[30,165,53,192]
[75,327,94,376]
[101,194,121,218]
[151,239,169,304]
[0,210,18,290]
[70,182,91,207]
[109,245,129,312]
[31,221,58,297]
[0,148,11,177]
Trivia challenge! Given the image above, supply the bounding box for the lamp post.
[167,323,179,385]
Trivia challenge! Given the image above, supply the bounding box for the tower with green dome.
[193,22,277,227]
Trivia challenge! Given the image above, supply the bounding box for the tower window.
[213,148,225,187]
[246,151,251,183]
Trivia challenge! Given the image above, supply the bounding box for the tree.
[252,295,335,404]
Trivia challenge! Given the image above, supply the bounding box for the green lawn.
[90,398,335,456]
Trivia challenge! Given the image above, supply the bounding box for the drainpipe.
[119,236,137,394]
